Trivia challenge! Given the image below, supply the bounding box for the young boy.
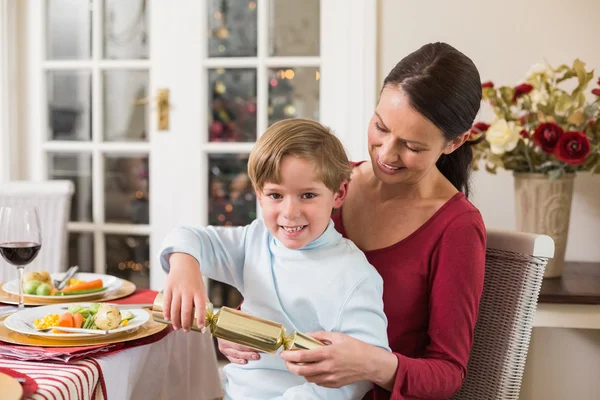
[159,118,389,400]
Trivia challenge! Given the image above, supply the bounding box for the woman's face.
[367,86,456,186]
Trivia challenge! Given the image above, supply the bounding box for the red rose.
[470,122,490,134]
[481,81,494,89]
[554,131,591,165]
[533,122,564,153]
[520,129,530,139]
[592,88,600,97]
[512,83,534,102]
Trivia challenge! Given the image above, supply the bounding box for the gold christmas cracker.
[152,291,324,353]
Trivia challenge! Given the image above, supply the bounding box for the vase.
[513,172,575,278]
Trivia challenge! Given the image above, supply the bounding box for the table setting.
[0,206,223,400]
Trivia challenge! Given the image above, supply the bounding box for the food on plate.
[18,271,108,296]
[94,304,121,330]
[23,280,41,294]
[36,283,52,296]
[33,313,59,329]
[23,271,51,284]
[51,280,107,296]
[32,303,136,332]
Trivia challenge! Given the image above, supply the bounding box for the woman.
[217,42,487,399]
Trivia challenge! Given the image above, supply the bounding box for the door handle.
[134,88,170,131]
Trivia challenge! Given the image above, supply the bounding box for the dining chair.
[0,180,74,282]
[452,229,555,400]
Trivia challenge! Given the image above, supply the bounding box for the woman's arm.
[282,212,485,399]
[378,211,486,399]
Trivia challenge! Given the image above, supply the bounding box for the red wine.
[0,242,42,266]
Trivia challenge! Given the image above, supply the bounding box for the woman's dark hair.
[382,42,482,197]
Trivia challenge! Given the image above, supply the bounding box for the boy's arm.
[159,223,252,292]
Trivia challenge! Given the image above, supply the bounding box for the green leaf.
[555,93,573,114]
[573,59,586,83]
[556,69,577,83]
[548,169,564,180]
[500,87,515,104]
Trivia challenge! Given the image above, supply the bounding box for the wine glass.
[0,206,42,310]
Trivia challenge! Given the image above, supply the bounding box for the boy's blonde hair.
[248,118,352,192]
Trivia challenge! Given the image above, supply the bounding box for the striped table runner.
[0,358,107,400]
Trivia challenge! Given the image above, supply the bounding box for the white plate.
[4,303,149,340]
[2,272,122,300]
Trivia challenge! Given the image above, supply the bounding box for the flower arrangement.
[471,59,600,179]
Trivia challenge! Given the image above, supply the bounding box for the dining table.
[0,288,224,400]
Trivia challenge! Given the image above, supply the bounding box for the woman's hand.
[217,338,261,364]
[280,331,370,388]
[281,331,398,390]
[162,252,208,332]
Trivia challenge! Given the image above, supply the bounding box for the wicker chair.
[452,229,554,400]
[0,180,74,282]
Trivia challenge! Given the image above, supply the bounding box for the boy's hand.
[162,252,208,332]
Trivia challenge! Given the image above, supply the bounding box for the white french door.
[23,0,375,294]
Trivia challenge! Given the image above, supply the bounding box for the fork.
[22,320,110,335]
[53,265,79,290]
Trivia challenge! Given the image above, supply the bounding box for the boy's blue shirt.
[160,219,390,400]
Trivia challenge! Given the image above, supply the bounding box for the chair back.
[452,229,554,400]
[0,180,74,282]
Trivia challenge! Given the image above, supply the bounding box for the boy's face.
[257,155,348,250]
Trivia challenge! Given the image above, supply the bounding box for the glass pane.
[269,0,320,56]
[207,0,257,57]
[103,70,149,142]
[209,69,257,142]
[48,153,93,222]
[47,71,92,141]
[104,0,149,59]
[105,234,150,289]
[46,0,92,60]
[105,155,149,224]
[208,154,256,227]
[68,232,94,273]
[208,154,252,309]
[268,67,320,126]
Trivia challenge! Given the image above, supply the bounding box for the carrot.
[72,313,84,328]
[57,312,74,328]
[60,279,103,293]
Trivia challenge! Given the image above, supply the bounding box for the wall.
[378,0,600,399]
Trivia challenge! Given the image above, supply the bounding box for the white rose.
[486,119,520,155]
[530,89,550,112]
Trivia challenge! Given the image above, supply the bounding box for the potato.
[23,272,43,282]
[94,305,122,330]
[38,271,51,283]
